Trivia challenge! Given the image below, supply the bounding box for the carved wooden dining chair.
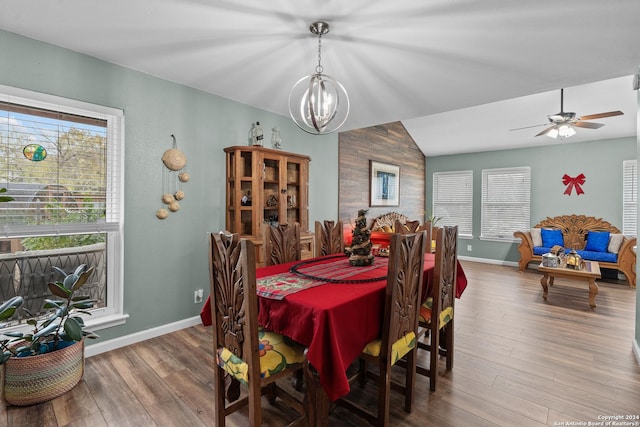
[416,225,458,391]
[314,220,344,256]
[263,222,301,266]
[209,232,308,426]
[418,221,432,242]
[337,231,427,426]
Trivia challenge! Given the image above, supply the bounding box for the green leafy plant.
[0,187,14,203]
[21,201,105,250]
[0,264,99,364]
[426,213,442,226]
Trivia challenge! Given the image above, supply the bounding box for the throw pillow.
[608,233,624,254]
[584,231,610,252]
[541,228,563,248]
[530,228,542,246]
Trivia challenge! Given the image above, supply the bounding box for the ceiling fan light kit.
[288,21,350,135]
[547,124,576,139]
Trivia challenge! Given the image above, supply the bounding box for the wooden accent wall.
[338,121,425,227]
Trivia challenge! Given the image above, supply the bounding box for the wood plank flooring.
[2,261,639,426]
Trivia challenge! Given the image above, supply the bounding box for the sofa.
[513,214,636,288]
[343,212,422,247]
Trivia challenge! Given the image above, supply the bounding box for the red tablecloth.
[200,253,467,401]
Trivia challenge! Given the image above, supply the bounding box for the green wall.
[426,137,637,262]
[0,29,339,344]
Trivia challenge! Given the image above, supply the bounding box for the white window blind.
[432,170,473,237]
[623,159,637,236]
[0,89,122,236]
[481,166,530,240]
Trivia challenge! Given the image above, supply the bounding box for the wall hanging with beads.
[156,134,190,220]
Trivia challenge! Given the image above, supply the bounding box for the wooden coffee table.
[538,261,601,308]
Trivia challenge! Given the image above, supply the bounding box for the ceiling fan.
[512,88,624,139]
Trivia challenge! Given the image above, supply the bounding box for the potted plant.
[0,264,99,406]
[425,213,443,252]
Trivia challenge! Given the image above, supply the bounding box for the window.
[623,159,637,236]
[432,171,473,238]
[0,85,125,330]
[481,167,530,241]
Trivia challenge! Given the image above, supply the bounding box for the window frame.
[0,84,127,332]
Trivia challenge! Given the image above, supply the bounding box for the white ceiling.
[1,0,639,156]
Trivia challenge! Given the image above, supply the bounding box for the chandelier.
[288,21,350,135]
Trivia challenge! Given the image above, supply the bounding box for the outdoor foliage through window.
[0,101,107,235]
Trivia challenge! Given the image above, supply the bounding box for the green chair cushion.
[216,328,305,386]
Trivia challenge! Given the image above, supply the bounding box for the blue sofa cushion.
[576,249,618,263]
[534,247,618,263]
[541,229,564,248]
[533,246,551,256]
[584,231,610,252]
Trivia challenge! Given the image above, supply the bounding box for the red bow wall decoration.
[562,173,585,196]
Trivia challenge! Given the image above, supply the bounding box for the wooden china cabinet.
[224,145,313,266]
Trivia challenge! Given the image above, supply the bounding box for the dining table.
[200,252,467,424]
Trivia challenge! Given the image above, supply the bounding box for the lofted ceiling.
[1,0,639,156]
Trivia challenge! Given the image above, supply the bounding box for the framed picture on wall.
[370,160,400,206]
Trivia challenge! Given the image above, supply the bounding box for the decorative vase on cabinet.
[224,146,313,265]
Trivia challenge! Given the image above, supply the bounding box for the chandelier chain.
[316,33,323,74]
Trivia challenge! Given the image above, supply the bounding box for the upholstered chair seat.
[216,328,306,385]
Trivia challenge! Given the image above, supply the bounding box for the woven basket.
[1,339,84,406]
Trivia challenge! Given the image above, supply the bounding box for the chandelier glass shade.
[288,21,350,135]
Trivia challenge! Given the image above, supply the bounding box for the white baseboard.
[458,255,519,267]
[634,338,640,367]
[84,316,203,358]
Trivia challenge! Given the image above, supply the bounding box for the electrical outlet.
[467,244,472,251]
[194,289,203,303]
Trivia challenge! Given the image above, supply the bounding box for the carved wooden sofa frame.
[370,212,412,232]
[513,214,636,288]
[365,212,427,248]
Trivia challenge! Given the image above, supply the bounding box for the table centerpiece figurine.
[348,209,374,266]
[0,264,99,406]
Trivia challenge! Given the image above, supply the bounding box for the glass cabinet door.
[226,148,259,236]
[284,157,304,228]
[262,153,281,227]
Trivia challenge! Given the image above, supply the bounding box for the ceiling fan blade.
[572,121,605,129]
[535,126,557,137]
[509,123,547,131]
[577,111,624,120]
